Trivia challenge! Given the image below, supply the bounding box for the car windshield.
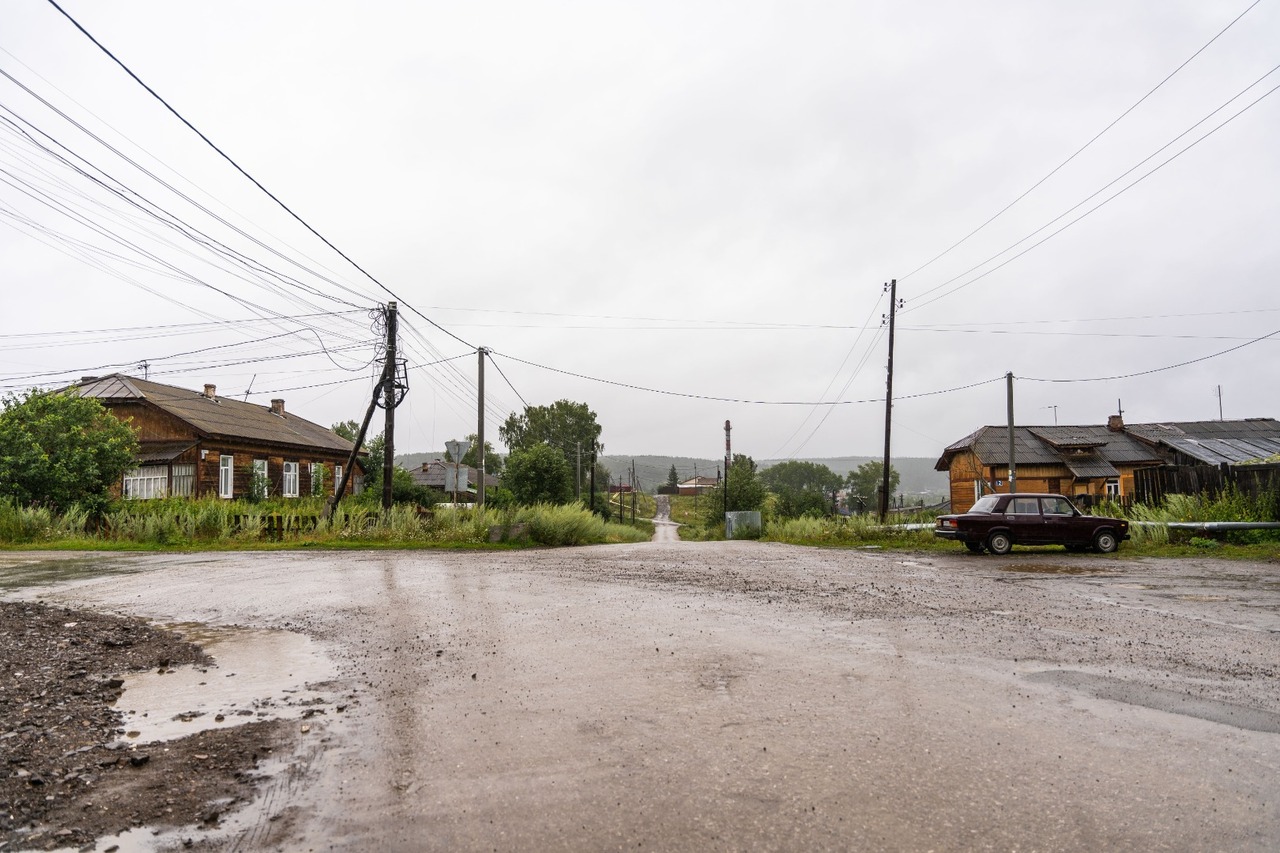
[969,496,1000,513]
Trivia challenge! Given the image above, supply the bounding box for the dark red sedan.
[934,493,1129,555]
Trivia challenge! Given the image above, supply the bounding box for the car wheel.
[986,532,1012,555]
[1093,530,1118,554]
[964,541,984,554]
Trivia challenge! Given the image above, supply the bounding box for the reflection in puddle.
[116,625,338,742]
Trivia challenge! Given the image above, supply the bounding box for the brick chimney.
[203,384,216,399]
[1107,414,1124,432]
[271,398,285,416]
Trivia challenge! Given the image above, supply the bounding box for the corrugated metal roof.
[1161,436,1280,465]
[75,374,355,454]
[1127,418,1280,442]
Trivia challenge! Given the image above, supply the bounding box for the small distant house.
[73,374,361,500]
[676,476,719,496]
[410,459,498,499]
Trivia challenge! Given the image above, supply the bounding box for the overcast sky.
[2,0,1278,466]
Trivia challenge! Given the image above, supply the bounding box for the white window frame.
[335,465,343,495]
[219,455,235,499]
[283,461,299,498]
[252,459,269,499]
[123,466,168,500]
[1105,479,1121,499]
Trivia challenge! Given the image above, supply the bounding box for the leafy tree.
[499,400,603,459]
[503,442,573,505]
[702,454,767,526]
[332,421,385,491]
[0,389,139,511]
[759,460,842,519]
[847,461,900,510]
[666,465,679,489]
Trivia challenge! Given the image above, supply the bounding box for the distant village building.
[73,374,361,500]
[676,476,719,496]
[409,459,498,499]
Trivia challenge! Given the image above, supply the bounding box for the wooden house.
[935,417,1164,513]
[73,374,361,500]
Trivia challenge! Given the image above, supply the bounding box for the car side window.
[1010,497,1039,515]
[1042,497,1073,516]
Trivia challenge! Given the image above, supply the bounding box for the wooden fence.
[1132,464,1280,507]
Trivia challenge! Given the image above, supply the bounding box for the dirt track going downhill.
[2,543,1278,851]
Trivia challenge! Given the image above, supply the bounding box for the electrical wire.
[899,0,1264,282]
[1020,327,1280,383]
[44,0,474,351]
[906,78,1280,314]
[908,61,1280,308]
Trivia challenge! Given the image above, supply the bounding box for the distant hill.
[599,454,946,498]
[396,450,948,499]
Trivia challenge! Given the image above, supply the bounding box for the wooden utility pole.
[1006,371,1017,493]
[724,420,732,517]
[879,279,899,522]
[324,301,398,521]
[382,301,398,511]
[476,347,487,505]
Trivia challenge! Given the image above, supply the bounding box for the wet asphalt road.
[3,543,1279,851]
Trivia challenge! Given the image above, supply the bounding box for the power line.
[491,349,1005,406]
[900,0,1264,282]
[908,61,1280,308]
[44,0,473,351]
[1020,327,1280,384]
[906,78,1280,314]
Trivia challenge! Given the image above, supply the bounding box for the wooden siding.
[945,454,1148,513]
[103,400,355,500]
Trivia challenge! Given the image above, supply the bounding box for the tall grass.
[0,496,646,548]
[765,514,936,548]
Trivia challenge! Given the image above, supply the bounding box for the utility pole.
[1217,385,1224,421]
[476,347,487,505]
[724,420,732,517]
[589,446,597,515]
[1006,371,1017,494]
[880,279,900,522]
[382,301,398,511]
[324,301,400,521]
[630,459,637,524]
[576,441,582,501]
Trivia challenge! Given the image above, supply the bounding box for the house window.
[219,455,235,499]
[172,464,195,497]
[123,466,168,500]
[283,461,299,497]
[335,465,343,494]
[1105,479,1121,499]
[252,459,269,500]
[309,462,325,496]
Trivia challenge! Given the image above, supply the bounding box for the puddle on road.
[1026,669,1280,734]
[116,624,338,743]
[1000,564,1111,576]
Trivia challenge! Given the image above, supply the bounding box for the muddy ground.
[0,601,293,851]
[2,544,1279,851]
